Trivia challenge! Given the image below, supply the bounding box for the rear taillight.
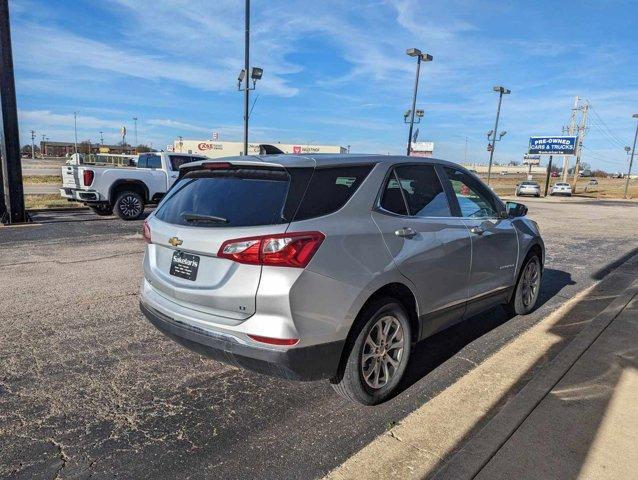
[83,169,94,186]
[142,220,152,243]
[218,231,325,268]
[247,334,299,346]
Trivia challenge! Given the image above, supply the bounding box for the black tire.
[332,298,412,405]
[89,204,113,216]
[114,191,145,220]
[504,253,542,316]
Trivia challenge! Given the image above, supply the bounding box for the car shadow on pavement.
[425,251,638,479]
[398,268,574,392]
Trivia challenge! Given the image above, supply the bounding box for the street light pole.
[486,85,510,186]
[624,114,638,199]
[405,48,432,156]
[243,0,250,155]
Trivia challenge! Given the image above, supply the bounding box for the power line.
[588,105,627,147]
[589,122,627,149]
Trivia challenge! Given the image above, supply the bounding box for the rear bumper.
[140,301,345,381]
[60,188,104,202]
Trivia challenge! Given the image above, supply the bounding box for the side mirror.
[506,201,527,217]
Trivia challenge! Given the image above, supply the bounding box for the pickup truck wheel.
[114,191,145,220]
[89,205,113,216]
[332,298,411,405]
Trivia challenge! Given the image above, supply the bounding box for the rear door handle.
[470,226,485,235]
[395,227,417,238]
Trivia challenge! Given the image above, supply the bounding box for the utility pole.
[571,101,589,193]
[0,0,26,223]
[73,111,78,155]
[41,133,46,157]
[625,114,638,199]
[562,96,579,182]
[464,136,468,164]
[30,129,35,158]
[486,85,510,185]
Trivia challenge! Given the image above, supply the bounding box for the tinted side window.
[394,165,450,217]
[380,170,408,215]
[147,154,161,169]
[444,168,498,218]
[169,155,192,171]
[293,165,372,221]
[138,153,161,169]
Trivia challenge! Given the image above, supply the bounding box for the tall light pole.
[624,114,638,199]
[405,48,433,155]
[73,111,78,155]
[237,0,263,156]
[41,133,46,157]
[99,131,104,145]
[486,85,510,185]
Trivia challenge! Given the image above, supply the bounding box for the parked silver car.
[515,181,541,197]
[140,155,544,405]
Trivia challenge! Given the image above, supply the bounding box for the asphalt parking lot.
[1,198,638,480]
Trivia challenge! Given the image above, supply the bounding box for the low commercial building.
[40,141,136,157]
[172,139,347,158]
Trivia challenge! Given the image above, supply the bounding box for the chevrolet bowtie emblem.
[168,237,183,247]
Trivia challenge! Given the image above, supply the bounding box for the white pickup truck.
[60,152,207,220]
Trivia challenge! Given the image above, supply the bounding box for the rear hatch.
[144,162,313,322]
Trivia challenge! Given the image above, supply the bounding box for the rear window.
[154,164,372,227]
[155,169,290,227]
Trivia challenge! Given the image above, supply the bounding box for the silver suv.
[140,154,544,405]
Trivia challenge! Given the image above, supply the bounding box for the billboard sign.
[528,136,577,155]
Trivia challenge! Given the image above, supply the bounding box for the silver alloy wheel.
[119,194,142,218]
[361,315,405,389]
[520,258,541,307]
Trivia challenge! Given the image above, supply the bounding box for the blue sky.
[10,0,638,171]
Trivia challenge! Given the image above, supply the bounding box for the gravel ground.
[1,198,637,480]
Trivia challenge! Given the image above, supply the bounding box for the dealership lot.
[1,198,638,479]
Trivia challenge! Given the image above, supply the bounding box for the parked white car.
[60,152,207,219]
[550,182,572,196]
[515,181,541,197]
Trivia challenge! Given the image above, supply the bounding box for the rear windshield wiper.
[181,212,229,224]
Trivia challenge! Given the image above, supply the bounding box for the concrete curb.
[431,273,638,479]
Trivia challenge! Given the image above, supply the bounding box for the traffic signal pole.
[0,0,26,224]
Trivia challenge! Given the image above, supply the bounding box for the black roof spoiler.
[259,144,285,155]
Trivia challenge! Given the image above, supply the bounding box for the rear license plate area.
[170,251,200,281]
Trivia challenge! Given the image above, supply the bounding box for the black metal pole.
[544,155,553,197]
[0,0,25,224]
[243,0,250,155]
[406,56,421,156]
